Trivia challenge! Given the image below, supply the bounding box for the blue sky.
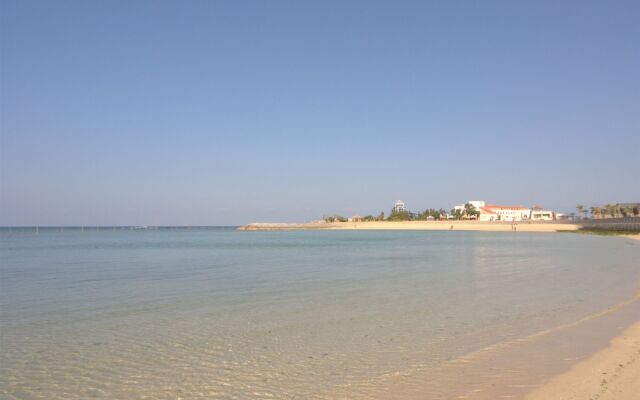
[1,1,639,226]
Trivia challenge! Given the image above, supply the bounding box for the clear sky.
[1,1,639,226]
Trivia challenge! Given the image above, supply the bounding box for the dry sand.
[622,233,640,241]
[524,322,640,400]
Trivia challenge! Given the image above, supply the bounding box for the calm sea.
[1,228,639,399]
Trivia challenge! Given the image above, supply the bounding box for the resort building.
[453,200,486,213]
[455,200,533,221]
[481,204,531,221]
[478,207,497,221]
[393,200,407,213]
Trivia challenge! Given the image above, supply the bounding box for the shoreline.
[622,234,640,241]
[522,235,640,399]
[334,285,640,399]
[524,321,640,400]
[239,220,581,232]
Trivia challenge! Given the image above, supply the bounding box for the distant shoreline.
[238,220,581,232]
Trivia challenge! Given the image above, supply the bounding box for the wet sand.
[524,321,640,400]
[523,235,640,400]
[333,290,640,399]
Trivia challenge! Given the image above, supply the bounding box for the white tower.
[393,200,407,213]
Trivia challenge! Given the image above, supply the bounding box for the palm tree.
[590,206,601,219]
[464,203,479,219]
[576,205,585,219]
[603,204,614,218]
[612,204,621,218]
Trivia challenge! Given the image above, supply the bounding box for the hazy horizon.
[2,1,639,226]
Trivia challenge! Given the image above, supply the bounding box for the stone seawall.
[579,217,640,232]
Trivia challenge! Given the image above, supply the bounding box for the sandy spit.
[239,220,580,232]
[622,234,640,241]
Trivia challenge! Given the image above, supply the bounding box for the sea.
[1,228,639,399]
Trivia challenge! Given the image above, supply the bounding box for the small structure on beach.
[529,205,555,221]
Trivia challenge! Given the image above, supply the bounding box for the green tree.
[388,209,412,221]
[615,205,623,218]
[323,214,348,222]
[464,203,480,219]
[323,215,334,223]
[417,208,440,220]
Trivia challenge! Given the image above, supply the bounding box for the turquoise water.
[1,228,639,399]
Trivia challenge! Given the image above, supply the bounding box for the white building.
[481,204,531,221]
[529,206,555,221]
[455,200,532,221]
[454,200,486,213]
[478,207,498,221]
[393,200,407,213]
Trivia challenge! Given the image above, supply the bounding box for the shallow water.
[1,228,639,399]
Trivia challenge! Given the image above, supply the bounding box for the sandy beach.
[239,220,581,232]
[333,283,640,400]
[523,233,640,400]
[525,321,640,400]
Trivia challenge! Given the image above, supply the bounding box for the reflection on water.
[1,229,638,399]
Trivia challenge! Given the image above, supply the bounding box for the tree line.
[575,204,639,219]
[323,203,482,222]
